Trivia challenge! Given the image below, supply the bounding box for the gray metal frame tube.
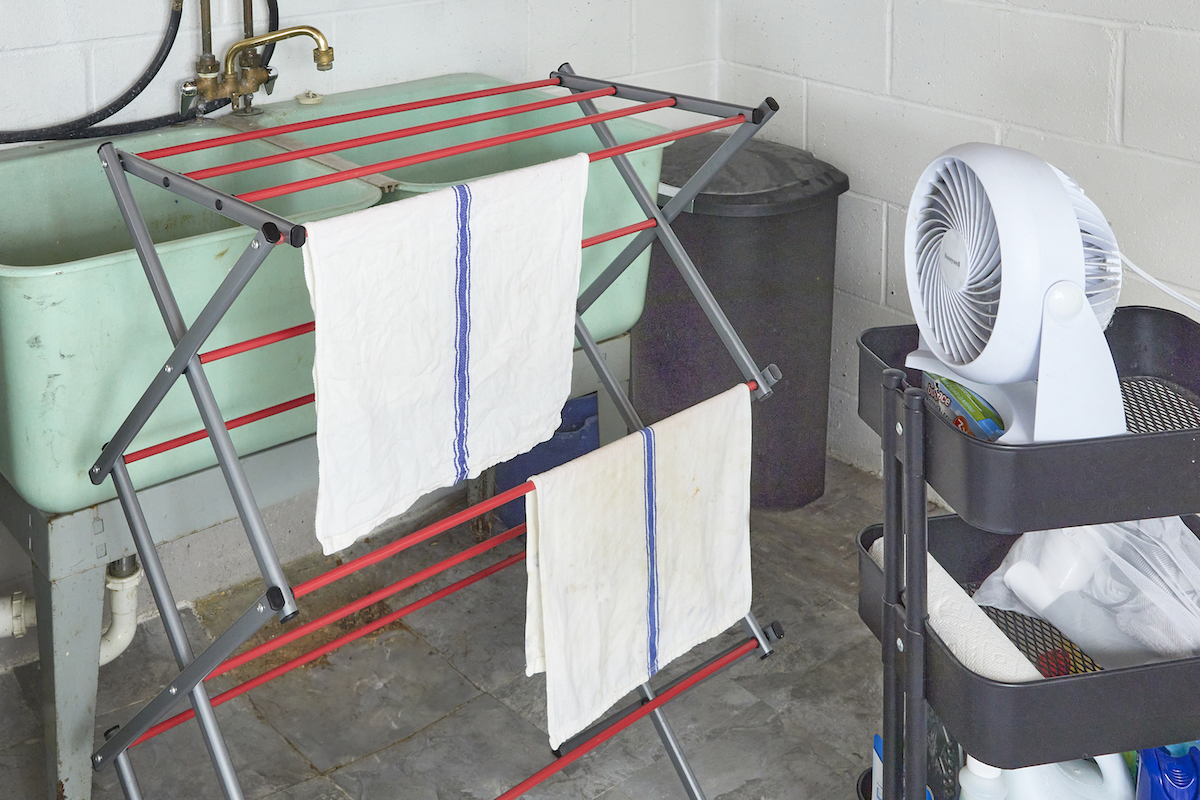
[95,591,276,764]
[113,751,145,800]
[740,611,775,657]
[98,144,298,620]
[182,352,298,618]
[574,315,643,434]
[91,229,275,483]
[575,106,776,315]
[559,73,775,400]
[105,461,245,800]
[553,65,760,120]
[113,149,304,245]
[638,682,707,800]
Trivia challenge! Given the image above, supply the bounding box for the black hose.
[261,0,281,67]
[56,98,232,140]
[0,4,184,144]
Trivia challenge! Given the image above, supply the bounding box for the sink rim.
[0,120,381,277]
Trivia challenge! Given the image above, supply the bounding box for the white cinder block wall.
[719,0,1200,474]
[0,0,717,135]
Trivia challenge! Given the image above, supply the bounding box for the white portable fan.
[904,143,1126,443]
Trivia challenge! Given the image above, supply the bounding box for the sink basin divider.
[88,68,786,800]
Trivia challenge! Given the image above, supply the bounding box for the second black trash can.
[631,133,849,510]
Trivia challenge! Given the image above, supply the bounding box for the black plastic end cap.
[766,96,779,111]
[904,386,925,409]
[551,746,563,758]
[262,222,282,245]
[769,620,785,640]
[104,724,121,741]
[266,585,285,611]
[280,609,300,624]
[290,225,307,248]
[882,368,906,391]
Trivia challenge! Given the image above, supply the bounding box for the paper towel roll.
[870,539,1041,682]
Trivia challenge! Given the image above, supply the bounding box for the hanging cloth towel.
[525,384,753,748]
[303,155,589,555]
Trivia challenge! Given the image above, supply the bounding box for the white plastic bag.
[972,517,1200,669]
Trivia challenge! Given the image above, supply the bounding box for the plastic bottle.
[958,757,1007,800]
[1004,753,1135,800]
[1137,746,1200,800]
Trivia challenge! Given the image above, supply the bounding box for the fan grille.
[1051,166,1122,328]
[914,158,1002,366]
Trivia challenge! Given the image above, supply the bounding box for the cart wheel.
[856,767,871,800]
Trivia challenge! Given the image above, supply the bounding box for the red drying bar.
[496,638,761,800]
[138,78,564,160]
[236,97,689,203]
[137,549,528,745]
[185,86,619,181]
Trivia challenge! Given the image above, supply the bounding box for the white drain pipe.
[0,559,141,667]
[99,564,141,666]
[0,591,35,639]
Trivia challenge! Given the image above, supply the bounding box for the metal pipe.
[242,0,254,41]
[199,0,213,58]
[223,25,333,78]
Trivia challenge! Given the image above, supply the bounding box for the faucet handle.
[263,67,278,96]
[180,80,198,115]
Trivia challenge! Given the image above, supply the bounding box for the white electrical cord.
[1121,253,1200,316]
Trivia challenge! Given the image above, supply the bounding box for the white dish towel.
[302,154,589,555]
[525,384,753,748]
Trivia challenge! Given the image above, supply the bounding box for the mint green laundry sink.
[249,73,668,344]
[0,125,380,513]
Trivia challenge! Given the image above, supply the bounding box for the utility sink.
[0,73,665,514]
[0,124,380,512]
[249,73,669,344]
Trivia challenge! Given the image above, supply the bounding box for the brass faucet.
[189,25,334,114]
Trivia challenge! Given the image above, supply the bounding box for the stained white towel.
[525,384,753,748]
[303,155,589,555]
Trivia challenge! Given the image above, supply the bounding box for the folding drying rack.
[855,306,1200,800]
[87,64,785,800]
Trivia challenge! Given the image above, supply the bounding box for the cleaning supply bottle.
[1004,753,1135,800]
[1137,746,1200,800]
[958,757,1007,800]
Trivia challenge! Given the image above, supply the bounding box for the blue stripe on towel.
[452,184,473,482]
[640,427,660,676]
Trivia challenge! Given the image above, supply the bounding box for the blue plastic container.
[1138,746,1200,800]
[494,393,600,527]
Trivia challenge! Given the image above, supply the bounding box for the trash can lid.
[659,132,849,217]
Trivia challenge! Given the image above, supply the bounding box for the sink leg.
[33,562,105,800]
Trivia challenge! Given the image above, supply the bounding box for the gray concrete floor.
[0,458,885,800]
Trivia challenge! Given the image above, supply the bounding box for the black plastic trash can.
[631,133,849,509]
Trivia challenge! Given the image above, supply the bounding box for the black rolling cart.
[855,305,1200,800]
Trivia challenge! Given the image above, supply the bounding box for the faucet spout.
[222,25,334,79]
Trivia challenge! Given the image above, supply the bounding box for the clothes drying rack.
[87,64,785,800]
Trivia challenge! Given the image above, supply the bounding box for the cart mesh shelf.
[856,305,1200,800]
